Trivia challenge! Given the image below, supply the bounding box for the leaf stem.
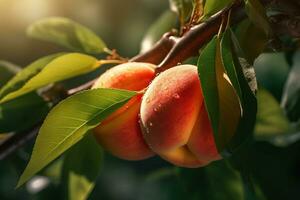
[103,47,128,61]
[95,59,126,68]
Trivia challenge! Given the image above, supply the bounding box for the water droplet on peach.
[173,93,180,99]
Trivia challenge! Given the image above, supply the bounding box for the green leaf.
[240,170,265,200]
[0,53,64,99]
[0,53,98,103]
[203,0,233,18]
[234,19,268,64]
[141,10,177,52]
[169,0,193,24]
[198,38,218,128]
[224,30,257,153]
[43,157,64,182]
[255,88,291,139]
[0,92,49,132]
[243,0,272,36]
[197,36,241,154]
[63,134,103,200]
[0,60,20,86]
[221,30,243,102]
[17,88,136,188]
[281,50,300,122]
[254,52,290,100]
[0,61,50,132]
[27,17,107,54]
[177,160,255,200]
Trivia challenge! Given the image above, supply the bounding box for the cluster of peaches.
[92,62,221,168]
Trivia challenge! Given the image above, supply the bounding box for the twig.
[156,1,245,72]
[0,124,41,160]
[67,79,97,95]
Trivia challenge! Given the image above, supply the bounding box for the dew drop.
[158,103,162,108]
[149,122,153,127]
[146,127,150,134]
[153,107,158,112]
[173,93,180,99]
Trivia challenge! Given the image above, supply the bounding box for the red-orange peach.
[92,62,156,160]
[140,65,220,167]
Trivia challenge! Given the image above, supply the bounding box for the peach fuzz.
[140,65,220,167]
[92,62,156,160]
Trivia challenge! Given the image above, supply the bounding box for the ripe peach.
[140,65,220,167]
[92,62,156,160]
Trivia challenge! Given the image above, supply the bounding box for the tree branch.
[66,1,245,93]
[156,1,245,72]
[0,124,41,160]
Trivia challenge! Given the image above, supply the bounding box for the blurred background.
[0,0,168,65]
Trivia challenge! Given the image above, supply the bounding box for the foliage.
[27,17,107,54]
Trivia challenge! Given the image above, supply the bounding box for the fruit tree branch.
[156,1,245,72]
[69,0,245,94]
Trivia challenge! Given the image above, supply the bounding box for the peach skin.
[140,64,220,167]
[93,62,156,160]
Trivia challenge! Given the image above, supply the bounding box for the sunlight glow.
[12,0,52,24]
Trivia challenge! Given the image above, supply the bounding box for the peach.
[92,62,156,160]
[187,104,220,163]
[140,65,220,167]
